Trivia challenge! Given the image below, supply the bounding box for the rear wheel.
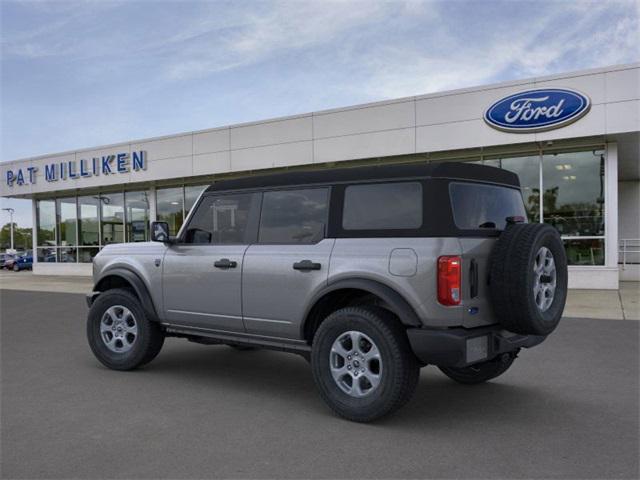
[87,288,164,370]
[13,263,19,272]
[438,351,517,385]
[311,306,419,422]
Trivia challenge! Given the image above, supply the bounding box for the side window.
[343,182,422,230]
[259,188,329,244]
[184,193,256,244]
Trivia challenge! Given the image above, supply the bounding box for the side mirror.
[151,221,171,243]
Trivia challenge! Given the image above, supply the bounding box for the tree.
[0,223,33,251]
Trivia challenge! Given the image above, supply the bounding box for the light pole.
[2,207,15,251]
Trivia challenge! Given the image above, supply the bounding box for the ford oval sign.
[484,88,591,133]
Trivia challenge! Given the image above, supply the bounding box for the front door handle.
[214,258,237,269]
[293,260,321,271]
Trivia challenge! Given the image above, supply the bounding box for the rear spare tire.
[489,223,567,335]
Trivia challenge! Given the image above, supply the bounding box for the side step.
[163,323,312,357]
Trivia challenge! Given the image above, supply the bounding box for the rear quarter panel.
[329,238,466,328]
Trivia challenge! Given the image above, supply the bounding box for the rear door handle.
[293,260,321,271]
[214,258,237,269]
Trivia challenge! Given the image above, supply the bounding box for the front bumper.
[406,324,546,368]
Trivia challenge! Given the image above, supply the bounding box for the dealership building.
[1,63,638,289]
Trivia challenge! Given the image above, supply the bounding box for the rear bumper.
[406,324,546,368]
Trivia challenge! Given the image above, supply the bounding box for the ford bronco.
[86,162,567,422]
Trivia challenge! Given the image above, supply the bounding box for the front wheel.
[12,264,19,272]
[87,288,165,371]
[438,351,517,385]
[311,306,420,422]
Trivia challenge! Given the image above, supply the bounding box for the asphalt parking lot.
[1,289,639,479]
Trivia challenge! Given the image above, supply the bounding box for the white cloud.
[352,1,640,100]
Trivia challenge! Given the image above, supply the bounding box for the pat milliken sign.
[5,151,147,187]
[484,88,591,133]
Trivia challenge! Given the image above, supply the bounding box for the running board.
[163,323,312,355]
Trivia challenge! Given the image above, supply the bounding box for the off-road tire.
[438,351,517,384]
[489,223,567,335]
[87,288,164,370]
[311,306,420,422]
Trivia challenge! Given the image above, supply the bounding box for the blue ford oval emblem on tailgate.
[484,88,590,133]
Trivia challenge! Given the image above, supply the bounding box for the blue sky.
[1,0,639,228]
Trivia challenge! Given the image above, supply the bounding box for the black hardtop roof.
[204,161,520,193]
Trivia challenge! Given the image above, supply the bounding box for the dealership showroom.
[1,63,638,290]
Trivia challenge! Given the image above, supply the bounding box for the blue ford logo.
[484,88,591,133]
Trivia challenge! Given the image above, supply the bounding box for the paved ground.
[2,270,639,319]
[1,290,638,479]
[0,270,93,294]
[563,282,640,320]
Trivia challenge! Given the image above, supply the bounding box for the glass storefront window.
[157,187,184,236]
[59,246,77,263]
[36,200,56,246]
[78,247,100,263]
[185,185,206,216]
[100,193,124,245]
[563,239,605,266]
[475,148,605,266]
[125,191,150,242]
[56,197,77,246]
[542,151,605,237]
[482,155,541,222]
[78,196,100,246]
[37,246,57,263]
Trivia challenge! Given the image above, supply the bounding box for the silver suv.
[86,162,567,422]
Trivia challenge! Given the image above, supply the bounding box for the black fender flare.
[92,267,159,321]
[303,278,422,335]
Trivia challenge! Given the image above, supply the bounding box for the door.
[243,187,333,339]
[162,192,260,332]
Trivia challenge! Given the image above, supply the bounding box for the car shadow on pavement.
[126,340,570,427]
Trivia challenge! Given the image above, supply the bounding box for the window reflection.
[156,187,184,236]
[37,247,57,263]
[100,193,124,244]
[564,239,605,266]
[542,151,605,237]
[78,247,100,263]
[36,200,56,246]
[56,197,77,246]
[78,196,100,246]
[185,185,206,216]
[483,155,540,222]
[125,191,150,242]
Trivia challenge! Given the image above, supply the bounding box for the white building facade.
[1,63,639,289]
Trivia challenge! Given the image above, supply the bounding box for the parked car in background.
[12,252,33,271]
[2,253,17,270]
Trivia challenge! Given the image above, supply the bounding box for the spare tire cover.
[489,223,567,335]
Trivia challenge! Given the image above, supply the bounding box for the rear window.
[343,182,422,230]
[449,182,527,230]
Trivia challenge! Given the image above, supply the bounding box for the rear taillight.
[438,256,461,306]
